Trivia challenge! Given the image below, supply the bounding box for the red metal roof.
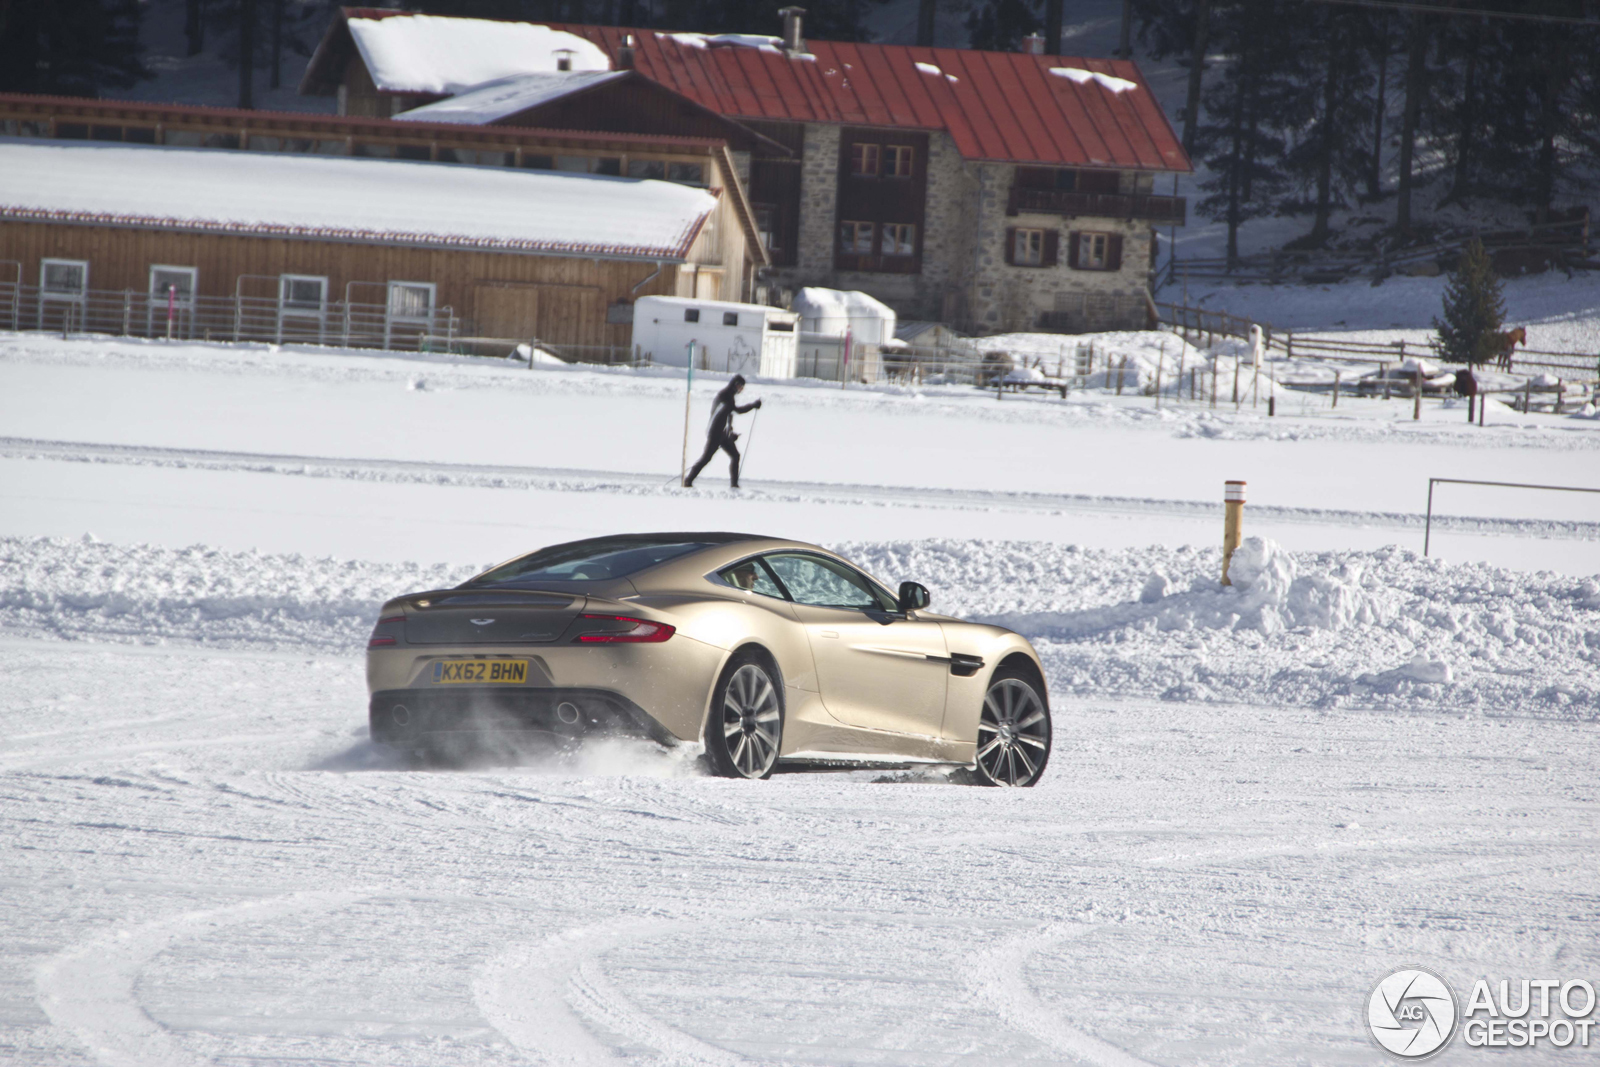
[316,10,1189,171]
[548,26,1190,171]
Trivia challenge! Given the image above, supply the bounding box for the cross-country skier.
[684,374,761,489]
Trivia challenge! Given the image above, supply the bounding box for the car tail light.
[369,613,404,648]
[572,614,675,644]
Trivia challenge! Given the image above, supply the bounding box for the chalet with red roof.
[303,7,1191,333]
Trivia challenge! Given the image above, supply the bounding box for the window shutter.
[1067,232,1081,269]
[1107,234,1124,271]
[1042,230,1060,268]
[1004,228,1017,266]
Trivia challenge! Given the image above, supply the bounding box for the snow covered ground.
[3,330,1599,1065]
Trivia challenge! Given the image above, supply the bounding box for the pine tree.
[1192,0,1301,265]
[1433,238,1505,366]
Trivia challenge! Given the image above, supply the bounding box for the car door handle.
[819,630,839,638]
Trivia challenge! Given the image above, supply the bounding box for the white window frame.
[384,280,437,350]
[40,258,89,302]
[148,265,198,338]
[39,258,89,330]
[277,273,328,342]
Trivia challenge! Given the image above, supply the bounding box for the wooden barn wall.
[0,220,688,350]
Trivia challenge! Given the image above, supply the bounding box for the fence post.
[122,290,131,336]
[1415,374,1423,420]
[1332,370,1340,408]
[1154,340,1164,407]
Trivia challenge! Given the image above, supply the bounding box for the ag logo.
[1367,967,1459,1059]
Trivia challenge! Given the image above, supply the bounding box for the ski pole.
[740,409,761,478]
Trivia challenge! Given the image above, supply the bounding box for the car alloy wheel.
[974,670,1051,787]
[708,658,782,779]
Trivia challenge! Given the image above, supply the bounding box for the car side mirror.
[897,581,930,612]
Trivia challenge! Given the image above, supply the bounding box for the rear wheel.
[973,667,1051,787]
[704,653,783,779]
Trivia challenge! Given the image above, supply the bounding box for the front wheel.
[973,667,1051,787]
[704,653,783,779]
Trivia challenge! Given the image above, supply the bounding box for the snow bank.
[841,537,1600,719]
[8,533,1594,719]
[0,536,477,650]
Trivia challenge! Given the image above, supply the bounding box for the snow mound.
[5,534,1597,720]
[840,538,1600,718]
[0,536,478,650]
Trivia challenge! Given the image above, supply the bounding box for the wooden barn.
[0,131,766,358]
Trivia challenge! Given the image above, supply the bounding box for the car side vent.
[949,653,985,677]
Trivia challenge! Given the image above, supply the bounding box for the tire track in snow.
[34,890,368,1067]
[967,923,1156,1067]
[476,920,755,1067]
[6,435,1596,538]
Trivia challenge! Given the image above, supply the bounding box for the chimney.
[1022,33,1044,54]
[779,7,807,53]
[554,48,575,71]
[617,33,636,70]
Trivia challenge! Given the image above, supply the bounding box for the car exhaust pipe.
[555,701,581,725]
[390,704,411,726]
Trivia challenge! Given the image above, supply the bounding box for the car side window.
[764,554,891,611]
[717,559,786,599]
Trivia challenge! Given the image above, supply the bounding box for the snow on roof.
[394,71,626,124]
[0,139,717,260]
[1049,67,1139,94]
[659,32,785,52]
[348,15,610,95]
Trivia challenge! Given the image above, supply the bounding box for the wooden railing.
[1008,188,1187,224]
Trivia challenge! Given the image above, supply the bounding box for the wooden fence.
[1156,301,1600,382]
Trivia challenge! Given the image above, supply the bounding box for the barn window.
[884,146,914,178]
[148,266,197,336]
[628,160,666,180]
[386,281,435,322]
[41,259,89,298]
[848,143,879,177]
[595,157,622,176]
[684,309,700,323]
[555,156,589,172]
[149,266,196,306]
[723,312,739,326]
[880,223,916,256]
[1077,232,1112,269]
[668,162,705,186]
[839,220,875,254]
[279,275,327,315]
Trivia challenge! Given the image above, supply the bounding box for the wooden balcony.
[1007,187,1187,225]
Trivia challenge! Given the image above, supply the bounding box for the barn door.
[474,285,540,342]
[535,287,601,352]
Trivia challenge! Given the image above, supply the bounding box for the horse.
[1494,327,1526,371]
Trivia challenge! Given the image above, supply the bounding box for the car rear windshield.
[467,539,709,585]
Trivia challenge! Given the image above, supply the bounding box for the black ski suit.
[685,382,759,487]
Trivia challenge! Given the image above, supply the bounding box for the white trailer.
[632,296,798,378]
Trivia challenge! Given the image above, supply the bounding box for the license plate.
[431,659,528,685]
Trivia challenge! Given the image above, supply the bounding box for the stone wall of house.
[793,122,840,278]
[766,133,1160,332]
[967,162,1155,334]
[767,127,978,321]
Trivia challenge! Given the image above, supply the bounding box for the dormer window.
[555,49,575,71]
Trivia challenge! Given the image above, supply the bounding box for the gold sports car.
[366,533,1052,786]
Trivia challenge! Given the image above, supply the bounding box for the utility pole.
[1044,0,1064,55]
[916,0,937,46]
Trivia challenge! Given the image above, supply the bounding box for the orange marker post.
[1221,480,1246,586]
